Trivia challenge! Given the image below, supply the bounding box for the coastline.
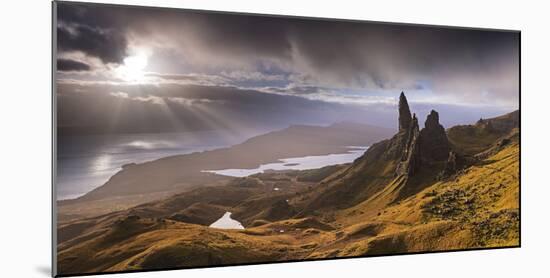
[56,145,368,221]
[56,123,393,220]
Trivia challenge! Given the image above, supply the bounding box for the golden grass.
[57,136,519,275]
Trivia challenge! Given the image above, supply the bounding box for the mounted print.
[53,1,520,276]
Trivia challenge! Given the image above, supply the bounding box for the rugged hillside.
[447,110,519,155]
[56,93,519,276]
[301,93,453,213]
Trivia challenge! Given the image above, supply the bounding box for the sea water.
[56,131,250,200]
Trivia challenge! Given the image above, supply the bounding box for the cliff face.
[384,92,420,164]
[395,113,420,176]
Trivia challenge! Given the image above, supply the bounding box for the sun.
[117,53,148,82]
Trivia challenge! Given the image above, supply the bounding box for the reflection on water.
[203,146,368,178]
[124,140,174,150]
[209,212,244,229]
[91,154,113,172]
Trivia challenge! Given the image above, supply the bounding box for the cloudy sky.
[55,2,519,135]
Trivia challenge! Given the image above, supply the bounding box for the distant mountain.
[56,93,519,275]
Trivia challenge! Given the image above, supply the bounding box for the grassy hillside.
[447,110,518,155]
[56,111,519,275]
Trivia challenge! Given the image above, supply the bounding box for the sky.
[55,2,519,136]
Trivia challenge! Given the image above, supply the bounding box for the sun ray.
[116,53,149,82]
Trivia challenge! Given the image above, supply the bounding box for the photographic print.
[53,1,520,276]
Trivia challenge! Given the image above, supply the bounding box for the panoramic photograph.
[54,2,519,276]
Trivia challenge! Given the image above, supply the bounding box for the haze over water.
[56,131,254,200]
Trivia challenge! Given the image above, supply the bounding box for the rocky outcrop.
[439,151,471,179]
[394,97,450,178]
[384,92,418,162]
[303,94,516,213]
[440,151,459,179]
[418,110,450,162]
[396,114,420,176]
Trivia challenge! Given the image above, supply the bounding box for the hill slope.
[56,93,519,275]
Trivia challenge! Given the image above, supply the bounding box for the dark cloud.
[124,10,518,100]
[57,3,128,64]
[57,58,91,71]
[54,2,519,136]
[55,3,519,100]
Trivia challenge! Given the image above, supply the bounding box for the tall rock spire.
[398,92,412,131]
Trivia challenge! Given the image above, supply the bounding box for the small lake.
[209,212,245,229]
[203,146,368,177]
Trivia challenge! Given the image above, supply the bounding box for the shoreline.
[55,145,369,221]
[55,122,394,219]
[202,146,368,177]
[58,145,369,202]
